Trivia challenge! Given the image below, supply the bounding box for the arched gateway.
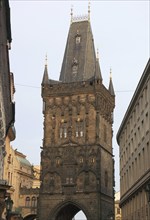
[38,6,115,220]
[49,200,89,220]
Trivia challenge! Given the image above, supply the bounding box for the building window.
[79,156,83,164]
[66,178,69,184]
[117,208,120,214]
[90,157,95,164]
[60,120,67,138]
[66,177,73,184]
[7,154,11,164]
[56,157,61,166]
[75,30,81,44]
[31,197,36,207]
[70,178,73,184]
[25,197,30,207]
[72,64,78,77]
[76,36,81,44]
[76,119,84,137]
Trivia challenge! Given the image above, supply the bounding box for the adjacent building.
[19,165,40,220]
[0,0,16,218]
[38,9,115,220]
[3,147,40,220]
[117,59,150,220]
[115,191,121,220]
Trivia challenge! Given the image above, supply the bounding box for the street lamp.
[5,196,13,220]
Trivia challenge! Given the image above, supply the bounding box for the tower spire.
[109,68,115,96]
[95,48,102,81]
[110,68,112,79]
[45,53,48,67]
[42,54,49,85]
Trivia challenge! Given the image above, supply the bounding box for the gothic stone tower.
[38,13,115,220]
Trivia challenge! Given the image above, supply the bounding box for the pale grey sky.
[9,0,149,205]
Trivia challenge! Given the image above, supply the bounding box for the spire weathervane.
[45,54,48,67]
[70,5,73,23]
[88,1,91,22]
[110,68,112,79]
[96,48,99,60]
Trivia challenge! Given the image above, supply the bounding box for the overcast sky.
[9,2,149,212]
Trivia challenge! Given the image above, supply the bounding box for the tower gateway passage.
[38,10,115,220]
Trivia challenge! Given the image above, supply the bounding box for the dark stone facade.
[38,17,115,220]
[0,0,15,218]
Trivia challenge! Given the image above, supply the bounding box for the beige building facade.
[117,59,150,220]
[115,191,121,220]
[3,147,40,219]
[19,165,40,219]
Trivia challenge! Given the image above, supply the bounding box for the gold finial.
[88,1,91,22]
[45,54,48,67]
[70,5,73,24]
[96,48,99,60]
[110,68,112,79]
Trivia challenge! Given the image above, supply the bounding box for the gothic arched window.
[75,30,81,44]
[72,64,78,77]
[76,36,81,44]
[31,196,36,207]
[56,157,61,166]
[60,120,67,138]
[79,157,84,164]
[76,119,84,137]
[90,156,95,164]
[25,197,30,207]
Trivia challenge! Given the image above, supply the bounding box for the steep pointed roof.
[59,19,101,83]
[108,69,115,96]
[42,64,49,85]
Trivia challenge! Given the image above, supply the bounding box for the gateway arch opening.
[55,204,87,220]
[75,211,86,220]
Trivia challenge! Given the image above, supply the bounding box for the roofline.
[116,58,150,143]
[15,150,26,158]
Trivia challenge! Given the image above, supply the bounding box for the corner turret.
[42,55,49,85]
[108,68,115,96]
[95,49,102,81]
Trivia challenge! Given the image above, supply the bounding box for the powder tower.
[38,9,115,220]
